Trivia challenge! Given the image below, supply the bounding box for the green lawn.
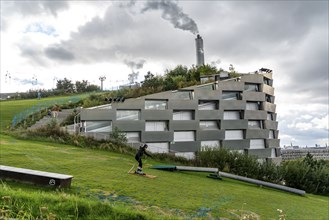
[1,134,328,219]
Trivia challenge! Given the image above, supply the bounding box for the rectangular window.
[265,95,274,103]
[116,110,140,120]
[271,149,276,157]
[269,130,275,139]
[172,91,193,100]
[200,120,220,130]
[244,83,259,91]
[85,121,112,132]
[222,91,241,100]
[250,139,265,149]
[225,130,244,140]
[173,110,194,120]
[223,111,241,120]
[174,152,195,160]
[145,121,168,131]
[147,142,169,153]
[198,100,218,110]
[248,120,263,129]
[264,78,273,86]
[145,100,167,110]
[197,84,214,90]
[246,102,260,110]
[201,140,220,148]
[174,131,195,142]
[124,132,140,143]
[267,113,273,120]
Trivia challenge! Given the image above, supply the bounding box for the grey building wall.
[80,72,281,160]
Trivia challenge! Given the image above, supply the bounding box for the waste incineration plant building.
[79,68,281,163]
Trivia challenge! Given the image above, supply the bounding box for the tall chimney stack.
[195,34,204,67]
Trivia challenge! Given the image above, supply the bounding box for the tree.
[56,78,74,93]
[75,80,89,93]
[128,71,139,84]
[166,65,188,78]
[198,64,218,76]
[142,71,163,89]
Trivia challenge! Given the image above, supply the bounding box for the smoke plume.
[141,0,199,35]
[124,59,146,70]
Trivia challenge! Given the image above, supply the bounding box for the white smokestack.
[195,34,204,67]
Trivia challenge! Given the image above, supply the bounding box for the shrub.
[281,154,329,195]
[194,147,260,178]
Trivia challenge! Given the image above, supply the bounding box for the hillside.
[0,94,89,130]
[1,134,328,219]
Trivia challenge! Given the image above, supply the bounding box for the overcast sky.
[1,0,328,147]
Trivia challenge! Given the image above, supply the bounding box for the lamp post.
[99,76,106,91]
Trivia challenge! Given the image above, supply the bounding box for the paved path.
[28,109,74,130]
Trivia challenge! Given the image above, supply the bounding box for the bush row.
[195,147,329,195]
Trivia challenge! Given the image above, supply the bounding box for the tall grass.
[0,182,146,220]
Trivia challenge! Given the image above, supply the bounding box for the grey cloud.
[279,122,328,147]
[141,0,199,35]
[3,1,69,17]
[42,5,194,65]
[18,42,49,66]
[45,46,75,61]
[124,59,146,70]
[205,1,328,60]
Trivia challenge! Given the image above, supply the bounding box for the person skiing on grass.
[135,144,152,175]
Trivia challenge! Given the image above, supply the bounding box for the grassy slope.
[0,94,89,130]
[1,134,328,219]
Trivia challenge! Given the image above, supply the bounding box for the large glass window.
[265,95,274,103]
[271,149,276,157]
[246,102,260,110]
[267,112,274,120]
[200,120,220,130]
[248,120,263,129]
[85,121,112,132]
[175,152,195,160]
[174,131,195,142]
[223,111,241,120]
[201,140,220,148]
[172,91,193,100]
[269,130,275,139]
[198,100,218,110]
[147,142,169,153]
[225,130,244,140]
[145,100,167,110]
[173,110,194,120]
[145,121,168,131]
[116,110,140,120]
[244,83,259,91]
[124,132,140,143]
[197,84,214,90]
[250,139,265,149]
[222,91,241,100]
[264,78,273,86]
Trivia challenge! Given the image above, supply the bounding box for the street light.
[99,76,106,91]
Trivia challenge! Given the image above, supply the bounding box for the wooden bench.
[0,165,73,188]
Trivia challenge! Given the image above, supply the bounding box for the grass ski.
[128,171,157,179]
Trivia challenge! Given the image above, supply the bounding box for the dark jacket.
[135,146,151,160]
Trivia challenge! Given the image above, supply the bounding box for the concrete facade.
[80,71,281,161]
